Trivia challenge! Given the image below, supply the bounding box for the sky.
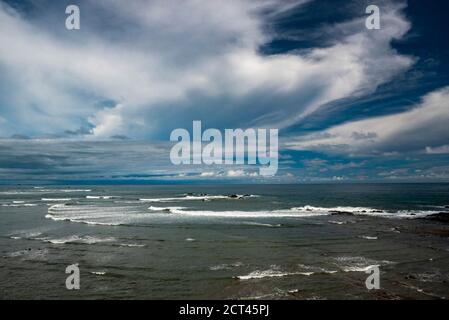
[0,0,448,184]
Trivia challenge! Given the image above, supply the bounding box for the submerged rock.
[421,212,449,223]
[330,211,354,216]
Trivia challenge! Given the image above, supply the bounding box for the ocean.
[1,184,448,299]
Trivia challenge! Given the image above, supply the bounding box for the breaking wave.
[2,203,38,207]
[44,202,446,227]
[41,198,72,202]
[148,206,187,211]
[139,194,257,202]
[236,265,316,280]
[43,235,116,245]
[45,203,149,226]
[86,195,115,199]
[333,256,394,272]
[168,207,329,218]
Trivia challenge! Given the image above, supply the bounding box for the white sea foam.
[297,263,338,274]
[170,205,440,219]
[241,222,282,227]
[2,203,38,207]
[86,195,114,199]
[140,197,179,202]
[210,262,243,271]
[41,198,71,202]
[44,235,116,245]
[118,243,146,247]
[0,191,34,195]
[1,188,90,195]
[236,268,314,280]
[169,207,329,218]
[45,214,123,226]
[6,248,48,260]
[236,264,323,280]
[328,220,346,225]
[334,256,393,272]
[46,203,151,225]
[360,236,378,240]
[9,231,42,239]
[45,202,445,227]
[36,188,90,193]
[343,265,380,272]
[139,194,257,202]
[148,206,186,211]
[140,195,229,202]
[279,205,442,219]
[91,271,106,275]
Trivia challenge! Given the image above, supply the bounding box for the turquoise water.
[1,184,448,299]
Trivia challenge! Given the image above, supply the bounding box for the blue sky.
[0,0,449,184]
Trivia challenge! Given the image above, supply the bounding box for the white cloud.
[226,169,258,177]
[0,0,413,138]
[88,104,125,138]
[426,145,449,155]
[227,169,246,177]
[200,171,216,177]
[286,86,449,154]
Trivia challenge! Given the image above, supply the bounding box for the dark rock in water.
[421,212,449,223]
[445,205,449,209]
[330,211,354,216]
[229,194,239,198]
[390,227,400,233]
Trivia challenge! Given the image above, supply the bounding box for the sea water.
[1,184,448,299]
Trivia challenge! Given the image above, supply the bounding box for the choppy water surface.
[1,184,449,299]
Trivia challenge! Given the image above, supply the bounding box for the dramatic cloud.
[286,86,449,154]
[0,0,413,139]
[1,0,448,183]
